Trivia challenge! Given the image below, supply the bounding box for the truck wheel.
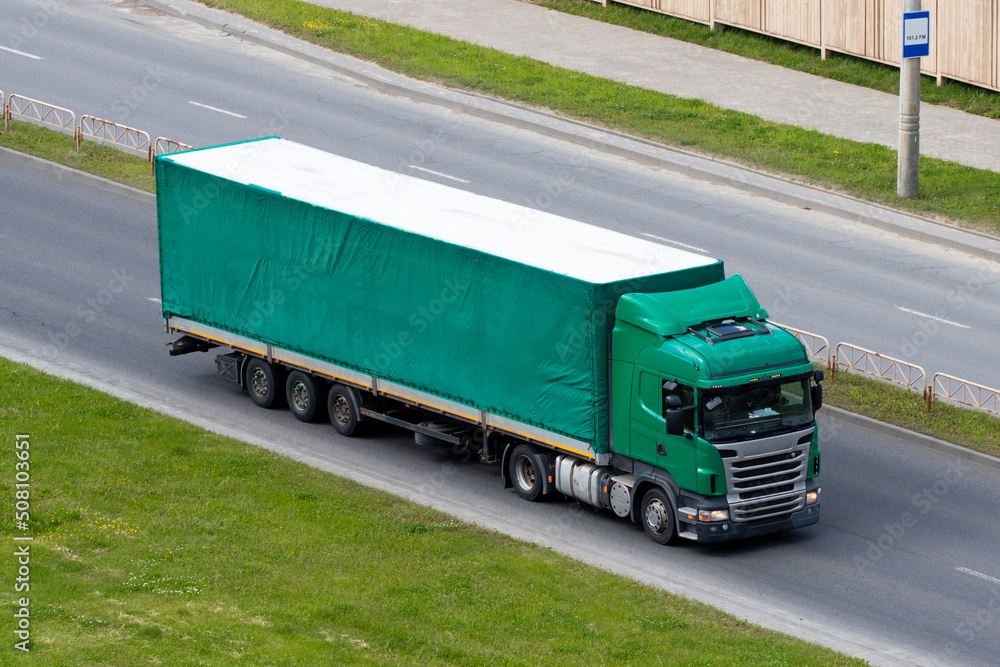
[641,488,678,545]
[246,358,287,409]
[286,371,328,423]
[509,444,544,502]
[328,384,361,437]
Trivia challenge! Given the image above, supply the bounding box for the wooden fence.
[595,0,999,93]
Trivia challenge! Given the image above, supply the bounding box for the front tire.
[641,488,678,545]
[246,358,287,409]
[509,444,544,501]
[286,371,328,423]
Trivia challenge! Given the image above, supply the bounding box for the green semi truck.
[157,137,822,545]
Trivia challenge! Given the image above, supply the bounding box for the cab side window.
[662,381,695,433]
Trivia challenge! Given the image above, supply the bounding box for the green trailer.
[158,137,823,544]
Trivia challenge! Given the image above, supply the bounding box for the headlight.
[699,509,730,522]
[806,489,821,505]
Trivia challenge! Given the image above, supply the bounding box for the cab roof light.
[686,317,773,346]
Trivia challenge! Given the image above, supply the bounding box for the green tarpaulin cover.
[156,138,724,451]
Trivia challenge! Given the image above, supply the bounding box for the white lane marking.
[408,165,470,184]
[956,567,1000,586]
[188,101,248,119]
[640,233,709,254]
[148,298,162,304]
[0,45,43,60]
[896,307,970,329]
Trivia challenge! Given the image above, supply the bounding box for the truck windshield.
[702,376,813,442]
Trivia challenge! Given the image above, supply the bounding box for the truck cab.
[610,275,822,543]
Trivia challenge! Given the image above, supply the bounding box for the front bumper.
[683,503,820,543]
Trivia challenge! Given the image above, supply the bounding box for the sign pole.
[898,0,928,199]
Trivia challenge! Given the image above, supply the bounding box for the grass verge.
[824,370,1000,459]
[525,0,1000,120]
[189,0,1000,236]
[0,357,864,665]
[0,121,155,193]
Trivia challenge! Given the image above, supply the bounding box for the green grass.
[824,370,1000,459]
[525,0,1000,120]
[0,120,155,192]
[0,358,864,665]
[188,0,1000,236]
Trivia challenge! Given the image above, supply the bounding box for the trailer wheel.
[641,488,678,545]
[286,371,328,423]
[246,358,287,409]
[509,445,544,502]
[328,384,361,437]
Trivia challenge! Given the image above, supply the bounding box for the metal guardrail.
[152,137,196,174]
[3,91,195,165]
[770,322,831,370]
[7,94,75,135]
[834,342,927,397]
[77,115,151,159]
[930,373,1000,416]
[154,137,195,157]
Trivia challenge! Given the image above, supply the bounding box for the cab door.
[628,368,662,468]
[631,369,693,474]
[659,378,698,487]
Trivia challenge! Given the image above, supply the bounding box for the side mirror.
[665,408,684,436]
[814,369,825,383]
[811,383,823,412]
[663,394,684,436]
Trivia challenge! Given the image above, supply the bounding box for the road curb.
[144,0,1000,264]
[0,146,154,204]
[822,405,1000,471]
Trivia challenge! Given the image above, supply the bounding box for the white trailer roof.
[160,138,717,284]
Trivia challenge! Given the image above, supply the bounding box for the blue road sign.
[903,11,930,59]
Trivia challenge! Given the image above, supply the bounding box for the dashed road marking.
[641,233,709,254]
[408,165,470,184]
[897,307,970,329]
[0,45,43,60]
[188,101,247,119]
[956,567,1000,586]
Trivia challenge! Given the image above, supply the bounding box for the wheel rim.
[514,456,536,492]
[250,368,268,397]
[645,498,668,535]
[291,381,309,411]
[332,395,350,425]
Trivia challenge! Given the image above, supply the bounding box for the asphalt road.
[2,1,1000,664]
[2,0,999,389]
[2,158,1000,666]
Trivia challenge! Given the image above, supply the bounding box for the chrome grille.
[720,429,812,523]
